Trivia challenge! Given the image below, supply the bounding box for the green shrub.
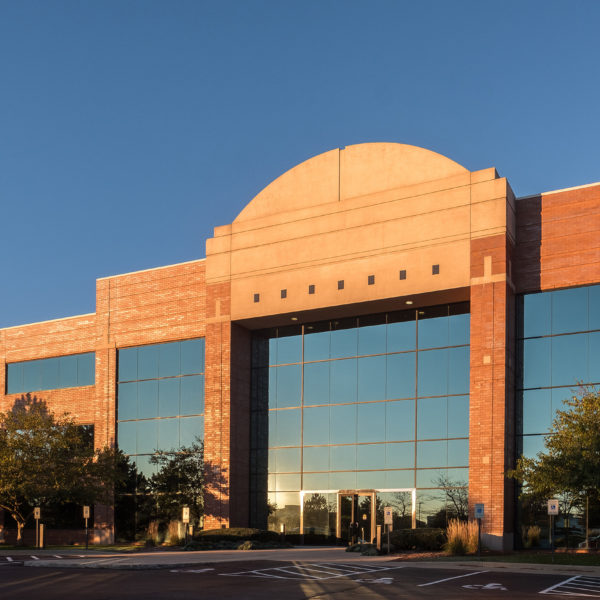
[388,528,446,551]
[193,528,280,543]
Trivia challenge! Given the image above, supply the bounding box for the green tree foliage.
[0,397,124,543]
[509,388,600,536]
[149,439,205,527]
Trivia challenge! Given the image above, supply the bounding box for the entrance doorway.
[336,490,376,544]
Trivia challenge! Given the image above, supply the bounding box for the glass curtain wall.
[116,338,205,477]
[517,284,600,546]
[250,303,470,536]
[115,338,205,541]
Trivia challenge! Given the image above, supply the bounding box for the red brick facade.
[1,144,599,549]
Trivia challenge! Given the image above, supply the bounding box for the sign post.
[548,499,559,562]
[182,506,190,545]
[384,507,393,554]
[474,503,484,558]
[83,506,90,550]
[34,507,41,548]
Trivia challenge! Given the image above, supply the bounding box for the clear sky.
[1,0,599,328]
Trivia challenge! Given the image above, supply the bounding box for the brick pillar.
[93,283,117,544]
[204,282,232,529]
[469,234,516,550]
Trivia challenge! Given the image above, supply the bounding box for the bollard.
[280,523,285,543]
[376,525,382,552]
[39,524,45,549]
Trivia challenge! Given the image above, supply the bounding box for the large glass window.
[116,339,205,478]
[6,352,95,394]
[517,285,600,459]
[250,303,470,533]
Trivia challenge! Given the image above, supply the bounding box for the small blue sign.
[474,503,484,519]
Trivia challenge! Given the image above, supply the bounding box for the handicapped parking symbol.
[463,583,507,591]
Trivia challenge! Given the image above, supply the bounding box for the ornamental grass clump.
[445,519,479,555]
[523,525,541,548]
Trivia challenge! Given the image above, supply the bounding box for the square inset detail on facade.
[432,264,440,275]
[368,275,375,285]
[308,284,315,295]
[338,280,344,290]
[254,293,260,303]
[399,269,407,280]
[281,289,287,299]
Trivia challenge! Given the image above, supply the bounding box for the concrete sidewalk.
[14,546,600,576]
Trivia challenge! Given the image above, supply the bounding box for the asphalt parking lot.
[2,560,600,599]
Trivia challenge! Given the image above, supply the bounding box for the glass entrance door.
[336,490,376,544]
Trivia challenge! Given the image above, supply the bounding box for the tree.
[148,439,205,528]
[0,397,123,544]
[435,473,469,521]
[509,388,600,544]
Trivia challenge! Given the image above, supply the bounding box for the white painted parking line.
[53,555,62,558]
[540,575,600,597]
[222,562,403,581]
[418,570,490,587]
[6,557,14,562]
[30,556,39,560]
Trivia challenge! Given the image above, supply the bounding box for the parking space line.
[418,570,490,587]
[222,562,403,581]
[540,575,600,596]
[6,557,14,562]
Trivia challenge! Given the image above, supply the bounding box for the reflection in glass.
[158,417,179,451]
[447,439,469,467]
[137,420,158,454]
[386,442,414,469]
[357,444,385,470]
[303,446,329,472]
[386,353,416,400]
[276,365,302,408]
[417,349,448,397]
[357,402,386,443]
[252,305,470,533]
[180,416,203,447]
[551,333,587,387]
[448,396,469,438]
[159,342,180,377]
[386,400,415,442]
[275,409,301,447]
[358,322,387,356]
[330,359,357,404]
[118,383,137,421]
[522,389,551,434]
[417,440,447,468]
[552,287,588,335]
[330,404,357,444]
[159,378,180,417]
[418,312,449,349]
[522,338,551,389]
[357,356,386,402]
[303,362,329,406]
[417,397,446,440]
[138,380,159,419]
[522,292,551,338]
[330,445,356,471]
[330,322,357,359]
[387,318,416,352]
[303,406,330,445]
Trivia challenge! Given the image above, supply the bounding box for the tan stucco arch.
[234,142,469,222]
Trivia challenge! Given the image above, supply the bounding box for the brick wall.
[0,259,208,543]
[515,184,600,293]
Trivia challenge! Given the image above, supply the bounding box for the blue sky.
[1,0,599,327]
